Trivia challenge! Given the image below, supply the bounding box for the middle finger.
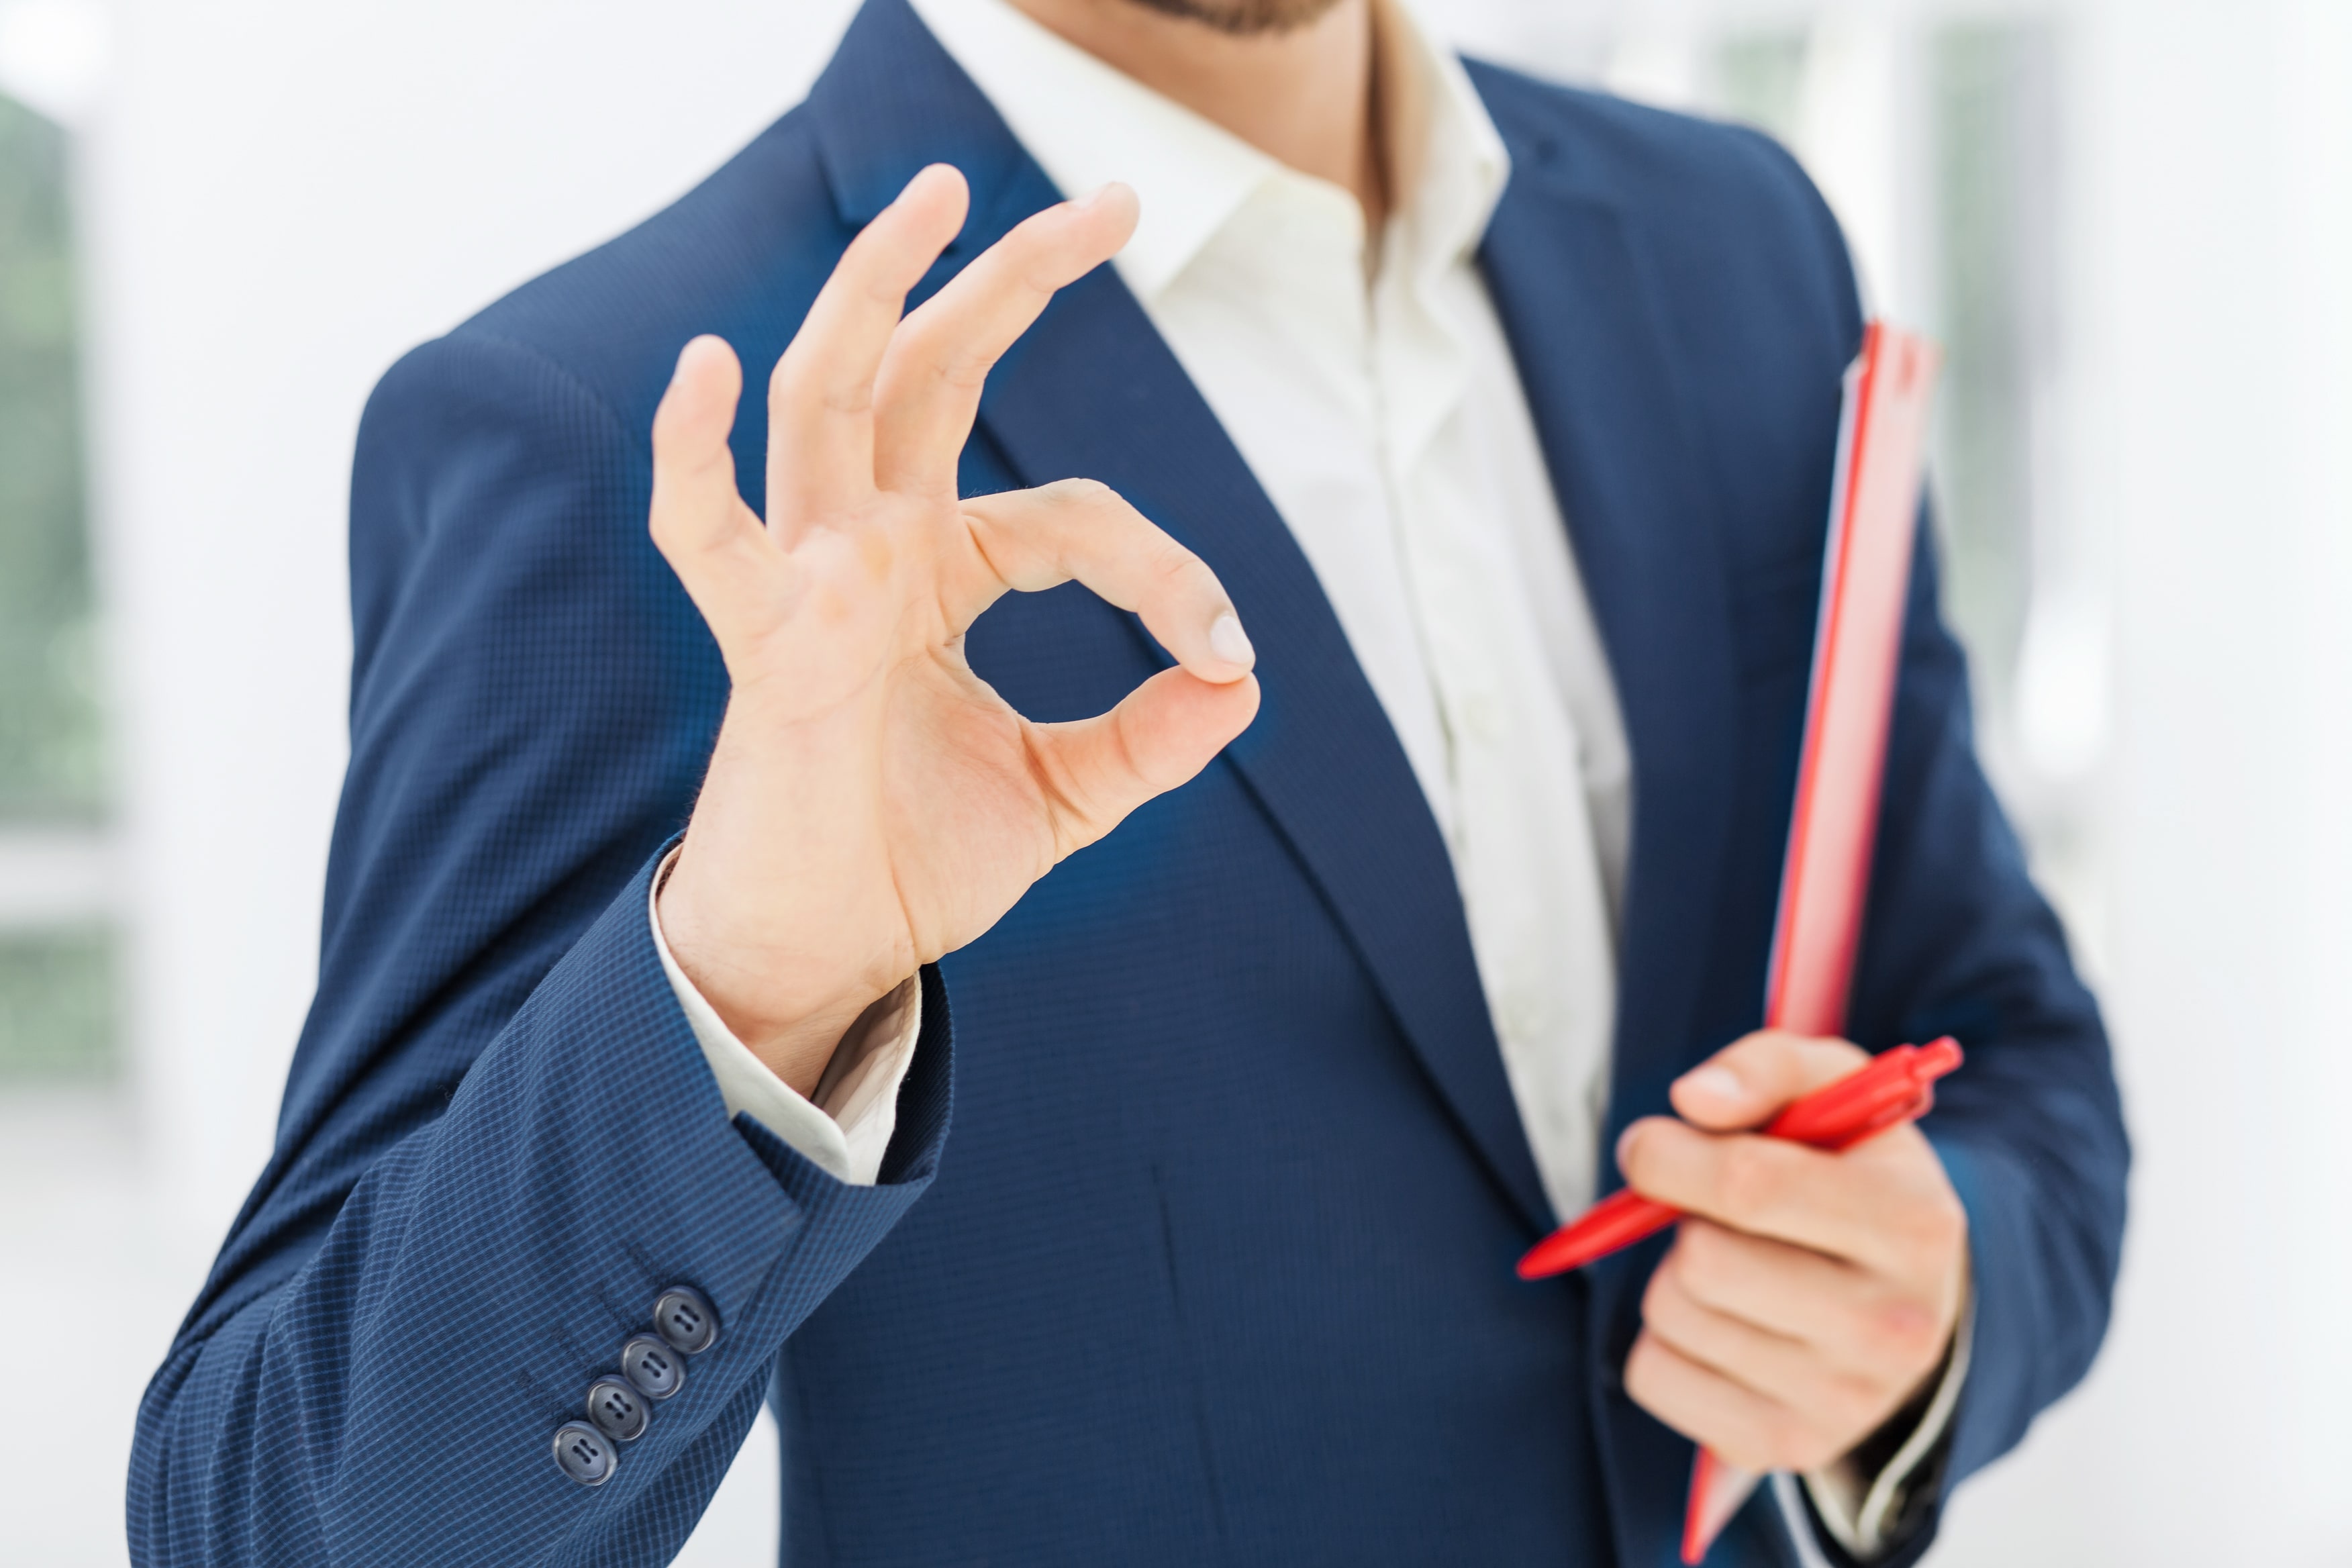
[871,183,1139,497]
[1665,1220,1890,1367]
[1643,1248,1883,1430]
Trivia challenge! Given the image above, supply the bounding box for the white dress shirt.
[650,856,918,1184]
[912,0,1630,1228]
[652,0,1962,1552]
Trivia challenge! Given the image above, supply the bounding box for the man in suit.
[128,0,2127,1563]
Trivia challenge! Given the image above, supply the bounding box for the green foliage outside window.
[1710,21,2055,745]
[0,91,105,823]
[1714,29,1810,146]
[0,928,113,1075]
[1,91,116,1077]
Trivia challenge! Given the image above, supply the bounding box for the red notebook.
[1681,323,1945,1563]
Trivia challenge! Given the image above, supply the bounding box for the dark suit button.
[652,1285,718,1355]
[551,1421,617,1486]
[585,1376,648,1442]
[620,1334,685,1401]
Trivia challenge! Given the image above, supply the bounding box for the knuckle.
[937,349,993,391]
[906,320,995,392]
[1040,476,1114,509]
[1671,1230,1732,1309]
[857,270,912,309]
[770,340,869,418]
[1146,537,1204,592]
[1638,1267,1683,1331]
[1718,1142,1785,1222]
[1871,1300,1948,1367]
[816,379,875,418]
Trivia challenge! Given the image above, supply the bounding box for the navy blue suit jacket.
[130,3,2128,1563]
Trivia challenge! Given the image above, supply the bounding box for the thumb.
[1026,666,1260,856]
[1667,1030,1869,1132]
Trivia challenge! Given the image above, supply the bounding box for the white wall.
[83,0,859,1260]
[77,3,855,1558]
[1934,3,2352,1562]
[68,0,2352,1563]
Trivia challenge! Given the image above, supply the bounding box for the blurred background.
[1,0,2344,1561]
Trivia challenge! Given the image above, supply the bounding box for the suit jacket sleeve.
[1703,124,2129,1563]
[126,328,953,1567]
[1836,507,2130,1567]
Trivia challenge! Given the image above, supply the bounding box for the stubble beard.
[1118,0,1349,37]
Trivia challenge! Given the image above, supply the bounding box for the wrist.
[654,856,901,1097]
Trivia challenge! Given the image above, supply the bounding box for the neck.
[1007,0,1387,231]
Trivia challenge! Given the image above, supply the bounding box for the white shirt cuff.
[1796,1289,1976,1561]
[647,847,923,1186]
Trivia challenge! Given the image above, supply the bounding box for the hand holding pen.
[1523,1034,1971,1495]
[1520,1037,1963,1278]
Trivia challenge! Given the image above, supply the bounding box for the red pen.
[1515,1036,1963,1281]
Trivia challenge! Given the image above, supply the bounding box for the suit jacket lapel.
[810,0,1556,1235]
[812,3,1753,1230]
[978,256,1556,1236]
[1471,77,1745,1159]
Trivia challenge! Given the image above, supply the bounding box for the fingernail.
[1208,612,1255,668]
[1615,1123,1643,1170]
[1679,1065,1744,1104]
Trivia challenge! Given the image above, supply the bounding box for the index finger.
[955,479,1255,684]
[1618,1116,1949,1273]
[871,183,1139,498]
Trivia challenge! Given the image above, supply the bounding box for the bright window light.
[0,0,111,126]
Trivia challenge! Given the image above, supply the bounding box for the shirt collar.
[906,0,1510,301]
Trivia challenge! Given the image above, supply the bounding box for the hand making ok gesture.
[649,165,1260,1097]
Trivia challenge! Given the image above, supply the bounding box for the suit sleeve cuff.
[648,846,924,1187]
[1795,1288,1975,1561]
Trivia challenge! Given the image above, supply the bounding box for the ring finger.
[1643,1250,1885,1432]
[1667,1220,1884,1355]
